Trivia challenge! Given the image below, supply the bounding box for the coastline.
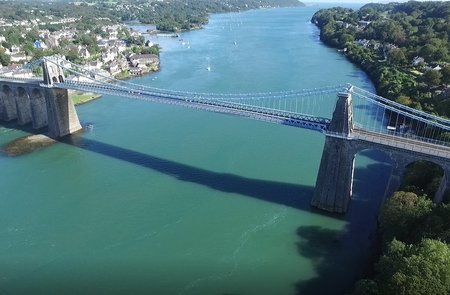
[69,64,161,105]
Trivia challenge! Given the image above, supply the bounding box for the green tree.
[441,65,450,85]
[388,48,407,65]
[339,33,354,47]
[352,279,380,295]
[379,191,433,244]
[0,51,10,66]
[376,239,450,295]
[422,70,442,87]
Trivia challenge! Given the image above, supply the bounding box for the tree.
[353,279,380,295]
[379,191,434,244]
[441,65,450,85]
[422,70,442,87]
[140,45,159,55]
[0,51,10,66]
[376,239,450,295]
[388,48,407,65]
[339,33,354,47]
[421,204,450,242]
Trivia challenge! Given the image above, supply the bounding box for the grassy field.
[70,91,102,105]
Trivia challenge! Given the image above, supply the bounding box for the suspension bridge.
[1,56,450,213]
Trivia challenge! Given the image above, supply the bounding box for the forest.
[312,1,450,117]
[0,0,304,32]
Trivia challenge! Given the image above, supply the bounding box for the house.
[10,54,28,63]
[358,20,371,28]
[10,45,21,54]
[47,36,59,48]
[98,39,108,48]
[34,40,48,49]
[101,49,118,63]
[107,63,122,76]
[129,66,143,75]
[87,60,103,70]
[354,39,370,48]
[78,46,90,59]
[129,54,159,67]
[412,56,425,67]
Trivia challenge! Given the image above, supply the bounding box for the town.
[0,18,160,81]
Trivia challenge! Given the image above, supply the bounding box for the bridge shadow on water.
[58,135,392,295]
[295,159,392,295]
[59,135,316,212]
[1,122,392,294]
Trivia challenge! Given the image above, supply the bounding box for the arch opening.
[352,149,394,212]
[52,77,58,83]
[17,87,27,98]
[58,75,64,83]
[31,88,43,99]
[2,85,12,94]
[400,160,444,199]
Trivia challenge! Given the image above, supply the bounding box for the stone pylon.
[311,91,355,213]
[42,58,81,137]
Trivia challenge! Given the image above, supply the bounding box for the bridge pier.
[15,87,33,125]
[29,88,48,129]
[383,159,407,201]
[312,90,355,213]
[43,58,81,137]
[1,85,18,121]
[434,168,450,203]
[312,137,356,213]
[45,88,81,138]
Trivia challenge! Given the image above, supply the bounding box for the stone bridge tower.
[311,91,450,214]
[311,91,355,213]
[42,58,81,137]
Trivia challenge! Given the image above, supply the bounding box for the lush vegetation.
[312,1,450,117]
[0,0,303,33]
[352,191,450,295]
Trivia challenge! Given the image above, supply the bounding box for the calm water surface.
[0,5,392,295]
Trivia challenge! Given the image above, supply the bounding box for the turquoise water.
[0,5,392,295]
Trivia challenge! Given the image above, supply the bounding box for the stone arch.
[29,88,48,129]
[401,160,444,199]
[52,77,58,83]
[345,147,396,215]
[58,75,64,83]
[2,84,17,121]
[16,86,32,125]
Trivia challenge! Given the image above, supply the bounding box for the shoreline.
[69,64,161,105]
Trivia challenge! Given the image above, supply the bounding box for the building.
[129,54,159,67]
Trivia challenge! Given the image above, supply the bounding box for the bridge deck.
[54,81,330,132]
[0,77,41,85]
[351,128,450,159]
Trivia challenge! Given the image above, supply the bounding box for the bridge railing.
[54,80,332,132]
[351,128,450,158]
[351,89,450,149]
[0,75,41,83]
